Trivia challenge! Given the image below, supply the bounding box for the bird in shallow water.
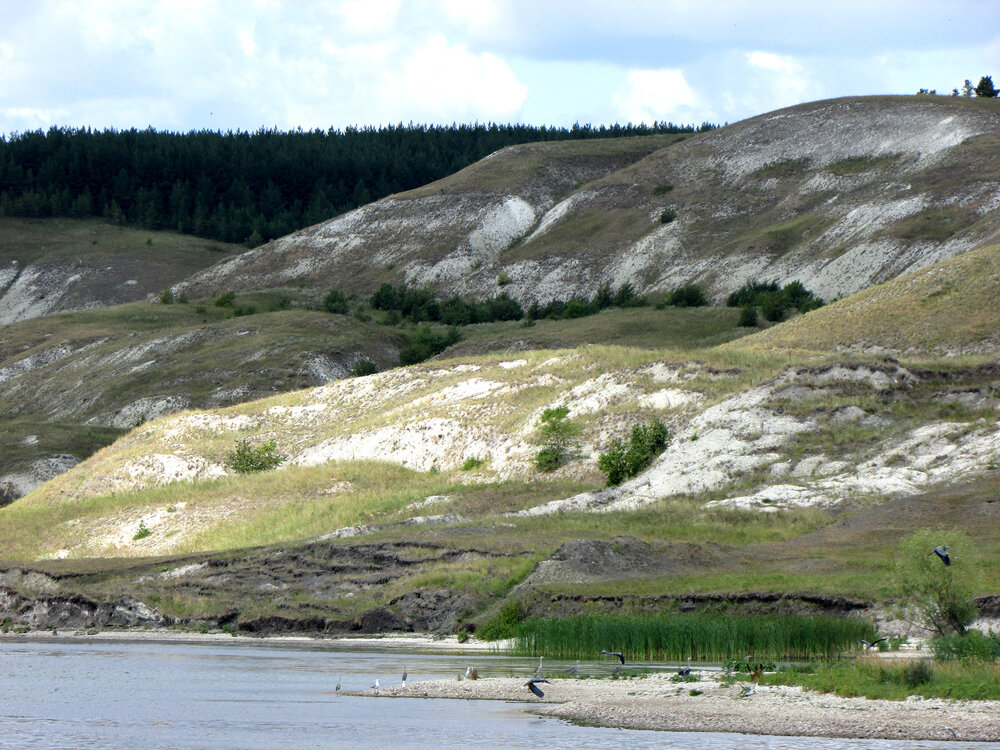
[932,545,951,565]
[600,649,625,665]
[335,676,341,692]
[525,678,551,698]
[372,678,380,695]
[565,660,580,676]
[678,657,693,676]
[532,656,543,676]
[401,666,407,688]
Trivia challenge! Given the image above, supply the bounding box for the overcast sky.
[1,0,998,136]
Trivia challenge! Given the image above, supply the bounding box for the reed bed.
[507,614,876,661]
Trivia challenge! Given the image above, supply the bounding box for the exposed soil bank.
[366,673,996,742]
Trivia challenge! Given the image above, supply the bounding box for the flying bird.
[525,678,551,698]
[600,650,625,665]
[932,545,951,565]
[858,637,887,652]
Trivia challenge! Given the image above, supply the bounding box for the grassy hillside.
[730,243,1000,355]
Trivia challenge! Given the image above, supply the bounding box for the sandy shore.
[355,672,998,743]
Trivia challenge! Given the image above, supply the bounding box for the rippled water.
[0,639,988,749]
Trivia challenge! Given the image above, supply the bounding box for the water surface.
[0,639,987,749]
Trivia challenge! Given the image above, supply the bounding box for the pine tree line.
[0,121,713,246]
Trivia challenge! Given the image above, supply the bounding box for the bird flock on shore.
[351,543,957,702]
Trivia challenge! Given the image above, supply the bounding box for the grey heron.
[678,656,693,676]
[565,660,580,676]
[532,656,543,676]
[932,545,951,565]
[722,661,735,677]
[464,665,473,680]
[401,666,407,687]
[858,637,887,652]
[335,675,341,691]
[525,678,551,698]
[611,665,623,676]
[600,649,625,665]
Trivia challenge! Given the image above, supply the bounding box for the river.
[0,638,989,749]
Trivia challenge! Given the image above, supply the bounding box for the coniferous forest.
[0,122,713,247]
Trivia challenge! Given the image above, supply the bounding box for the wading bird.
[401,666,407,688]
[738,682,758,697]
[600,649,625,665]
[464,665,474,680]
[532,656,543,676]
[335,676,341,692]
[678,657,693,676]
[722,661,735,677]
[932,545,951,565]
[611,665,622,676]
[858,637,887,652]
[525,678,551,698]
[372,678,380,696]
[565,660,580,676]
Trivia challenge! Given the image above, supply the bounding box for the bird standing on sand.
[738,682,758,697]
[464,665,474,680]
[525,678,551,698]
[372,678,380,695]
[932,545,951,565]
[401,666,407,688]
[678,656,693,676]
[600,649,625,665]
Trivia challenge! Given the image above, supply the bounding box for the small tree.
[975,75,998,98]
[962,79,975,97]
[323,288,349,314]
[534,406,580,471]
[226,438,286,474]
[894,530,981,636]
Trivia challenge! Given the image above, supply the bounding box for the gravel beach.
[359,671,999,743]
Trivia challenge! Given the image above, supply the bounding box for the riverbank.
[362,672,997,743]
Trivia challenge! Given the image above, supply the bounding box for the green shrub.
[461,456,486,471]
[213,291,236,308]
[497,272,512,287]
[132,521,152,540]
[267,295,292,312]
[323,289,349,314]
[598,421,671,485]
[737,304,758,327]
[351,359,380,377]
[894,530,982,636]
[478,600,527,641]
[398,325,461,365]
[652,183,674,195]
[533,406,580,472]
[660,208,677,224]
[226,438,286,474]
[932,630,1000,663]
[663,284,707,308]
[159,288,174,305]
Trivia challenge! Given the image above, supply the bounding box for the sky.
[1,0,998,136]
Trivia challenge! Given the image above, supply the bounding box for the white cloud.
[611,69,699,124]
[337,0,401,34]
[747,51,799,74]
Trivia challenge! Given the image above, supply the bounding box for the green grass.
[825,153,904,175]
[766,658,1000,700]
[752,158,811,179]
[0,216,243,267]
[502,613,875,660]
[886,206,975,242]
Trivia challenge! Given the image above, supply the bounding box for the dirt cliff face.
[176,97,1000,305]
